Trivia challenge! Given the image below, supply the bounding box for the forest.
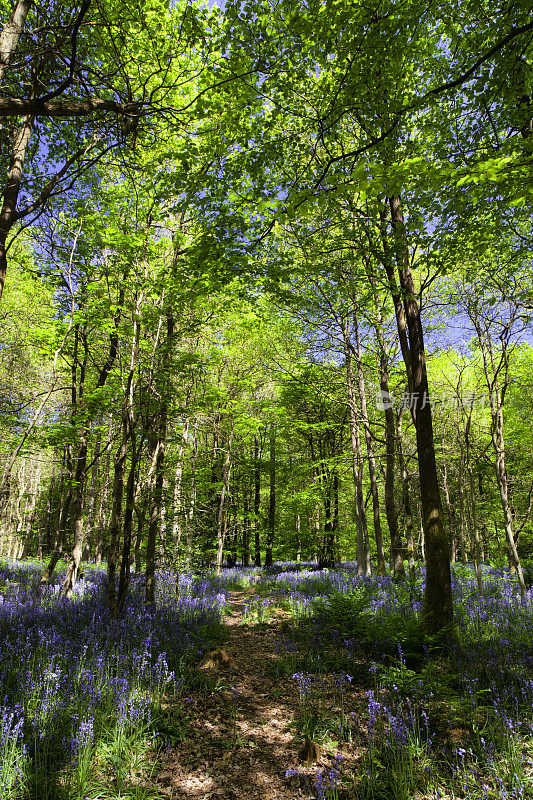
[0,0,532,798]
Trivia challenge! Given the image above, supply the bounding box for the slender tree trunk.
[265,424,276,568]
[60,431,88,599]
[37,446,75,595]
[12,460,25,558]
[353,311,385,572]
[378,207,414,401]
[418,507,425,563]
[458,445,468,564]
[492,401,526,597]
[478,465,487,563]
[95,424,112,565]
[388,195,452,634]
[84,428,101,560]
[134,499,146,573]
[441,442,456,564]
[185,418,198,571]
[172,418,189,586]
[215,422,234,573]
[468,462,483,590]
[242,480,251,567]
[372,302,403,576]
[344,342,370,576]
[253,437,261,567]
[397,411,415,579]
[471,307,526,598]
[107,433,128,616]
[44,456,58,558]
[145,308,174,606]
[20,465,40,559]
[117,434,139,611]
[61,286,124,597]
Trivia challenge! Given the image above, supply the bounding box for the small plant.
[0,705,27,799]
[292,671,329,739]
[331,673,353,742]
[242,597,273,625]
[314,754,344,800]
[360,689,433,800]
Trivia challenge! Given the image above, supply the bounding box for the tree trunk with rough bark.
[215,422,234,574]
[265,424,276,568]
[397,410,415,579]
[343,339,370,576]
[388,195,453,634]
[145,308,174,606]
[253,437,261,567]
[353,310,385,572]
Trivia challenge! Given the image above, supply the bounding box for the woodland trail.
[154,590,324,800]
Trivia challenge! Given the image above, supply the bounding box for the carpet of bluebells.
[1,559,532,800]
[214,562,533,800]
[0,561,225,799]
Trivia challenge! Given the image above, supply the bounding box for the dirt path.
[154,590,320,799]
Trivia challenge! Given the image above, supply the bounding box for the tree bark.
[265,424,276,568]
[215,421,234,573]
[343,337,370,576]
[145,308,174,605]
[107,430,127,617]
[0,1,32,84]
[370,292,403,576]
[242,478,251,567]
[388,195,453,634]
[0,113,33,301]
[397,410,415,579]
[253,436,261,566]
[353,309,386,572]
[470,307,526,598]
[61,285,124,598]
[172,418,189,586]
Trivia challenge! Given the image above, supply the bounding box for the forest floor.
[154,590,353,799]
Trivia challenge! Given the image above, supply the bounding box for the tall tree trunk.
[458,444,468,564]
[12,459,25,558]
[107,432,127,617]
[84,428,101,560]
[491,398,525,597]
[20,465,40,559]
[145,308,174,606]
[471,309,526,598]
[388,195,452,634]
[253,437,261,567]
[441,439,456,564]
[60,431,88,599]
[37,446,74,595]
[372,298,403,576]
[215,422,234,574]
[95,424,112,565]
[242,479,251,567]
[172,418,189,586]
[377,207,414,402]
[265,424,276,568]
[343,340,370,576]
[60,284,124,597]
[117,433,139,611]
[353,309,385,572]
[397,410,415,579]
[185,418,198,571]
